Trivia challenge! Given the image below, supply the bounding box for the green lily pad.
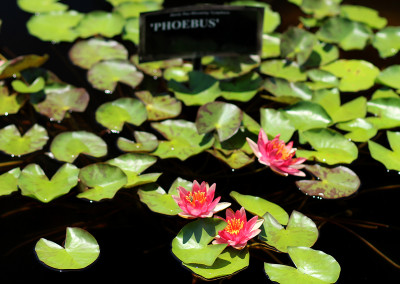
[77,163,128,201]
[260,108,296,142]
[207,148,254,169]
[11,77,45,93]
[260,59,307,82]
[220,72,262,102]
[117,131,159,152]
[122,18,139,44]
[298,0,341,19]
[196,101,243,142]
[296,164,360,199]
[376,65,400,89]
[265,247,341,284]
[17,0,68,13]
[184,247,249,280]
[372,27,400,58]
[302,42,339,68]
[0,124,48,156]
[203,55,260,80]
[280,27,318,65]
[135,90,182,121]
[106,0,163,6]
[263,77,313,103]
[131,56,183,78]
[0,86,26,116]
[34,84,90,122]
[368,131,400,171]
[18,163,79,203]
[0,168,21,196]
[27,11,83,42]
[168,71,221,106]
[50,131,107,163]
[262,33,281,58]
[336,118,378,142]
[172,218,228,266]
[340,5,387,29]
[367,97,400,127]
[35,227,100,270]
[95,97,147,131]
[0,54,49,79]
[306,69,339,90]
[106,153,160,188]
[113,1,161,18]
[259,211,318,252]
[297,128,358,165]
[69,38,128,69]
[76,11,125,38]
[87,59,144,92]
[230,191,289,225]
[163,63,193,82]
[320,59,379,92]
[151,119,214,160]
[371,88,399,99]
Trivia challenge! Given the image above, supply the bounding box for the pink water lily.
[172,180,231,219]
[213,207,263,250]
[246,129,307,177]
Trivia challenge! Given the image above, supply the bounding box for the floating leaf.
[168,71,221,106]
[17,0,68,13]
[259,211,318,252]
[367,97,400,129]
[263,77,313,103]
[220,72,262,102]
[113,1,160,19]
[0,124,48,156]
[87,59,144,92]
[280,27,318,65]
[0,86,26,116]
[297,128,358,165]
[296,164,360,199]
[260,108,296,142]
[106,0,163,6]
[18,163,79,203]
[196,101,243,142]
[336,118,377,142]
[11,77,45,93]
[0,54,49,79]
[320,59,379,92]
[163,63,193,82]
[151,119,214,160]
[172,218,228,266]
[34,84,90,121]
[117,131,159,152]
[76,11,125,38]
[372,27,400,58]
[260,59,307,82]
[131,56,183,78]
[306,69,338,90]
[35,227,100,270]
[371,88,399,99]
[77,163,127,201]
[262,33,281,58]
[203,55,260,80]
[0,168,21,196]
[368,131,400,171]
[230,191,289,225]
[302,42,339,68]
[135,90,181,120]
[340,5,387,29]
[27,11,83,42]
[106,153,160,188]
[299,0,340,19]
[50,131,107,163]
[265,247,340,284]
[95,97,147,131]
[69,38,128,69]
[122,18,139,44]
[376,65,400,89]
[208,148,254,169]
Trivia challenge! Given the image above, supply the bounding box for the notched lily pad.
[280,27,318,65]
[0,86,26,115]
[220,72,262,102]
[368,131,400,171]
[135,90,182,121]
[0,168,21,196]
[117,131,159,152]
[0,54,49,79]
[263,77,312,103]
[11,76,45,93]
[76,11,125,38]
[203,55,261,79]
[340,5,387,29]
[336,118,377,142]
[366,97,400,129]
[260,108,296,142]
[296,164,360,199]
[372,27,400,58]
[376,65,400,90]
[260,59,307,82]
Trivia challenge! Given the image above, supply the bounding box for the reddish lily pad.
[0,86,26,116]
[135,90,182,121]
[76,11,125,38]
[117,131,159,153]
[296,164,360,199]
[0,168,21,196]
[0,54,49,79]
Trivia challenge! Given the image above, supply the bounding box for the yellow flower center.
[186,191,206,206]
[273,142,292,160]
[225,218,244,235]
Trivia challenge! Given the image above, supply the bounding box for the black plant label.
[139,5,264,62]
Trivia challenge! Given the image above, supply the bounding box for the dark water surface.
[1,0,399,283]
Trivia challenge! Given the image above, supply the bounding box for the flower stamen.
[225,218,244,235]
[185,191,206,206]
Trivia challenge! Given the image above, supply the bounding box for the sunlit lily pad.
[265,247,340,284]
[298,0,341,19]
[35,227,100,270]
[34,84,89,121]
[260,59,307,82]
[368,131,400,171]
[17,0,68,13]
[0,86,26,116]
[122,18,139,44]
[95,97,147,131]
[196,101,243,142]
[259,211,318,252]
[27,11,83,42]
[131,56,183,78]
[163,63,193,82]
[230,191,289,225]
[320,59,379,92]
[263,77,313,103]
[340,5,387,29]
[168,71,221,106]
[184,247,249,280]
[220,72,262,102]
[336,118,378,142]
[69,38,128,69]
[18,163,79,203]
[172,218,228,266]
[11,77,45,93]
[77,163,127,201]
[50,131,107,163]
[117,131,159,152]
[76,11,125,38]
[297,128,358,165]
[106,153,161,188]
[372,27,400,58]
[302,42,339,68]
[135,90,182,120]
[0,54,49,79]
[371,88,399,99]
[0,168,21,196]
[296,164,360,199]
[376,65,400,89]
[0,124,48,156]
[113,1,160,18]
[306,69,338,90]
[207,148,254,169]
[262,33,281,58]
[106,0,163,6]
[260,108,296,142]
[367,97,400,129]
[87,59,144,92]
[151,119,214,160]
[280,27,318,65]
[203,55,260,80]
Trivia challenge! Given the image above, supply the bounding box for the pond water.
[0,0,399,283]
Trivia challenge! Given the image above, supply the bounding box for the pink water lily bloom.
[172,180,231,219]
[246,129,307,177]
[213,207,263,250]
